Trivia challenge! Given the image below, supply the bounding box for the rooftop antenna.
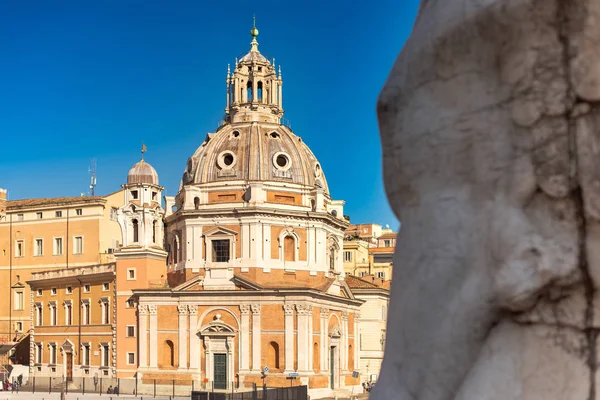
[89,158,97,196]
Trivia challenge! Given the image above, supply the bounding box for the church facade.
[23,23,362,397]
[132,24,361,394]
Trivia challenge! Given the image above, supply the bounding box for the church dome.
[128,160,159,185]
[181,124,329,194]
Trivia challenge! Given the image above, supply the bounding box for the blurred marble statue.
[372,0,600,399]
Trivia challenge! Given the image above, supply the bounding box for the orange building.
[0,188,124,369]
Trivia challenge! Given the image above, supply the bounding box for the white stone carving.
[372,1,600,399]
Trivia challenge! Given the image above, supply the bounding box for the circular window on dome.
[217,151,237,170]
[314,163,322,178]
[273,152,292,171]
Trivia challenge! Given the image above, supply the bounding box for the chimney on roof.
[0,188,6,221]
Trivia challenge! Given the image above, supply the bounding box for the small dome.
[128,160,159,185]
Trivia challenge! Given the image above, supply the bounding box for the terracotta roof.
[377,232,397,239]
[7,196,106,210]
[369,247,394,254]
[233,273,335,292]
[345,275,380,289]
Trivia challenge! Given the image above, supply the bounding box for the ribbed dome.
[128,160,159,185]
[181,124,329,193]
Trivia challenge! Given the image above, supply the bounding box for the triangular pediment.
[339,280,355,300]
[173,275,205,291]
[203,226,238,237]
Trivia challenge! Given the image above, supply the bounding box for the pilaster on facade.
[239,305,251,372]
[284,304,295,373]
[341,311,349,372]
[177,305,188,370]
[250,304,261,372]
[148,305,158,369]
[319,307,329,371]
[354,312,360,372]
[138,305,148,368]
[296,303,312,373]
[188,305,200,370]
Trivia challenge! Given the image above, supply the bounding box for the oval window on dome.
[217,151,237,170]
[272,152,292,171]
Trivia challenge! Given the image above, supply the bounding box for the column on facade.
[241,224,250,259]
[307,226,315,269]
[284,304,295,372]
[320,308,329,371]
[253,79,258,102]
[308,306,314,370]
[240,305,251,372]
[178,305,188,369]
[189,305,200,369]
[234,77,240,103]
[148,305,158,368]
[316,230,326,268]
[271,80,277,106]
[250,223,263,262]
[278,81,283,109]
[262,224,271,262]
[138,305,148,368]
[251,304,261,371]
[296,304,312,372]
[354,312,360,372]
[341,312,349,371]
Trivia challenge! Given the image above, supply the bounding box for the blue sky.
[0,0,420,228]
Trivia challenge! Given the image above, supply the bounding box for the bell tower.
[226,18,283,124]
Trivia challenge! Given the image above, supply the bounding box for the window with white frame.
[73,236,83,254]
[15,321,23,332]
[101,343,110,367]
[51,287,57,296]
[212,239,230,262]
[49,343,57,364]
[75,208,82,216]
[344,251,352,262]
[384,239,391,247]
[36,212,43,219]
[37,288,42,297]
[81,300,91,325]
[126,298,135,308]
[35,343,43,364]
[82,343,90,366]
[102,282,110,291]
[64,301,72,325]
[83,284,90,293]
[66,286,72,294]
[17,213,23,221]
[15,240,24,257]
[55,210,62,218]
[127,269,136,280]
[49,302,57,326]
[377,271,385,279]
[127,352,135,365]
[126,325,135,337]
[14,290,24,310]
[100,298,110,324]
[53,237,63,256]
[34,238,43,256]
[35,303,43,326]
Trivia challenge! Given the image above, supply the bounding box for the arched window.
[132,219,139,243]
[194,197,200,210]
[313,342,319,372]
[247,81,253,102]
[163,340,174,367]
[284,236,295,262]
[267,341,280,370]
[257,81,263,101]
[329,248,335,271]
[152,220,157,243]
